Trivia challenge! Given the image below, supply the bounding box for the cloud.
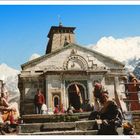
[29,53,40,61]
[90,36,140,71]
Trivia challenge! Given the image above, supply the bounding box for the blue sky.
[1,5,140,70]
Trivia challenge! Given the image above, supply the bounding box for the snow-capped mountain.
[0,54,40,104]
[133,61,140,80]
[0,63,20,103]
[90,36,140,73]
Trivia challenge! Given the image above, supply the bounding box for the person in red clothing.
[54,105,59,114]
[127,73,140,111]
[34,89,45,114]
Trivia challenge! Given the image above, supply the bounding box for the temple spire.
[46,24,76,54]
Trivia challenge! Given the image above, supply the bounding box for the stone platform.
[18,112,124,135]
[21,112,91,123]
[19,130,98,135]
[18,112,99,135]
[18,120,98,135]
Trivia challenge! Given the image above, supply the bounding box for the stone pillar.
[114,76,122,108]
[47,80,52,109]
[87,79,94,103]
[62,78,67,110]
[64,80,69,110]
[45,76,49,108]
[114,76,120,92]
[19,77,25,115]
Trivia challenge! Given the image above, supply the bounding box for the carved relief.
[63,54,88,70]
[44,65,63,71]
[87,55,97,70]
[86,55,107,71]
[70,49,77,55]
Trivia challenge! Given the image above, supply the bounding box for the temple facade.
[18,24,126,115]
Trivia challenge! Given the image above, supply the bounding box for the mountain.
[0,63,20,103]
[133,61,140,80]
[90,36,140,72]
[0,54,41,104]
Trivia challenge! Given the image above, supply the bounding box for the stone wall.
[131,111,140,135]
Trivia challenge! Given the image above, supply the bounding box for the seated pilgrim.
[54,105,60,114]
[0,92,20,124]
[89,82,123,135]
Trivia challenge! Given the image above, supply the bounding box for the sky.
[1,5,140,70]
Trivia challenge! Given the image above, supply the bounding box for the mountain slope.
[0,63,20,103]
[133,61,140,80]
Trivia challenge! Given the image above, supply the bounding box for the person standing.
[127,73,140,111]
[75,84,83,112]
[34,89,45,114]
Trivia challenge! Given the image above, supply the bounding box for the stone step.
[18,120,97,133]
[18,130,98,135]
[22,112,91,123]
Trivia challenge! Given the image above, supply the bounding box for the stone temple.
[18,24,126,115]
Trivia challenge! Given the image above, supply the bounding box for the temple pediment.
[21,43,124,73]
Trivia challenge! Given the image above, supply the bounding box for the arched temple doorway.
[54,96,59,107]
[52,94,61,108]
[68,83,86,110]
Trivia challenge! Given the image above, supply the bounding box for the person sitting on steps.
[89,82,123,135]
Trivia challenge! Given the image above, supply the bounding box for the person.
[0,92,19,124]
[67,104,75,114]
[59,103,65,114]
[92,80,104,112]
[127,73,140,110]
[75,84,83,112]
[96,91,123,135]
[82,99,92,112]
[34,89,45,114]
[89,82,123,135]
[41,104,47,114]
[54,105,59,114]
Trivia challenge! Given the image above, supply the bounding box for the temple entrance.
[52,93,61,108]
[68,83,85,110]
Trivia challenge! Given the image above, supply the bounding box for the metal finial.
[58,15,63,27]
